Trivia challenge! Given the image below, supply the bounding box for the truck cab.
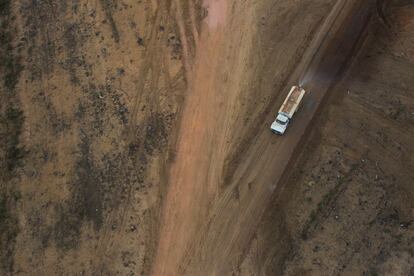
[270,113,289,135]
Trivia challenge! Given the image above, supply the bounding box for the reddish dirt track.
[152,1,231,274]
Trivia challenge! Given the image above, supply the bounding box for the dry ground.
[0,0,197,274]
[242,1,414,275]
[0,0,413,275]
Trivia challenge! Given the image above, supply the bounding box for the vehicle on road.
[270,86,306,135]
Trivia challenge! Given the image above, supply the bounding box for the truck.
[270,85,306,135]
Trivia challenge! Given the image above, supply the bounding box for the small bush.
[3,106,25,174]
[0,198,8,224]
[0,0,11,17]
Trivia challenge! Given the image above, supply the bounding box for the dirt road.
[153,0,375,275]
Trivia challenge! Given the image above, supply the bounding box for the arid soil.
[0,1,196,274]
[0,0,413,275]
[241,1,414,275]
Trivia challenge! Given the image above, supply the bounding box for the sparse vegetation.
[369,269,379,276]
[3,106,25,175]
[12,190,21,201]
[301,163,358,240]
[0,1,22,93]
[0,198,7,224]
[0,5,23,170]
[100,0,120,43]
[0,0,11,17]
[0,1,24,273]
[144,113,168,155]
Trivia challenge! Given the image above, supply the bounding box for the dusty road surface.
[1,0,413,275]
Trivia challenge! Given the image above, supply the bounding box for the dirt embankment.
[241,0,414,275]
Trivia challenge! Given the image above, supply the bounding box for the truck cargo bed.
[279,86,306,118]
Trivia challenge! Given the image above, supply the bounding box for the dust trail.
[299,0,373,90]
[297,0,347,89]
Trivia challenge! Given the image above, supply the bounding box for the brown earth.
[0,0,413,275]
[0,1,195,274]
[241,1,414,275]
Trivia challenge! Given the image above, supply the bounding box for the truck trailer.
[270,86,306,135]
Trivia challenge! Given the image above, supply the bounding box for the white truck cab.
[270,86,306,135]
[271,114,289,135]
